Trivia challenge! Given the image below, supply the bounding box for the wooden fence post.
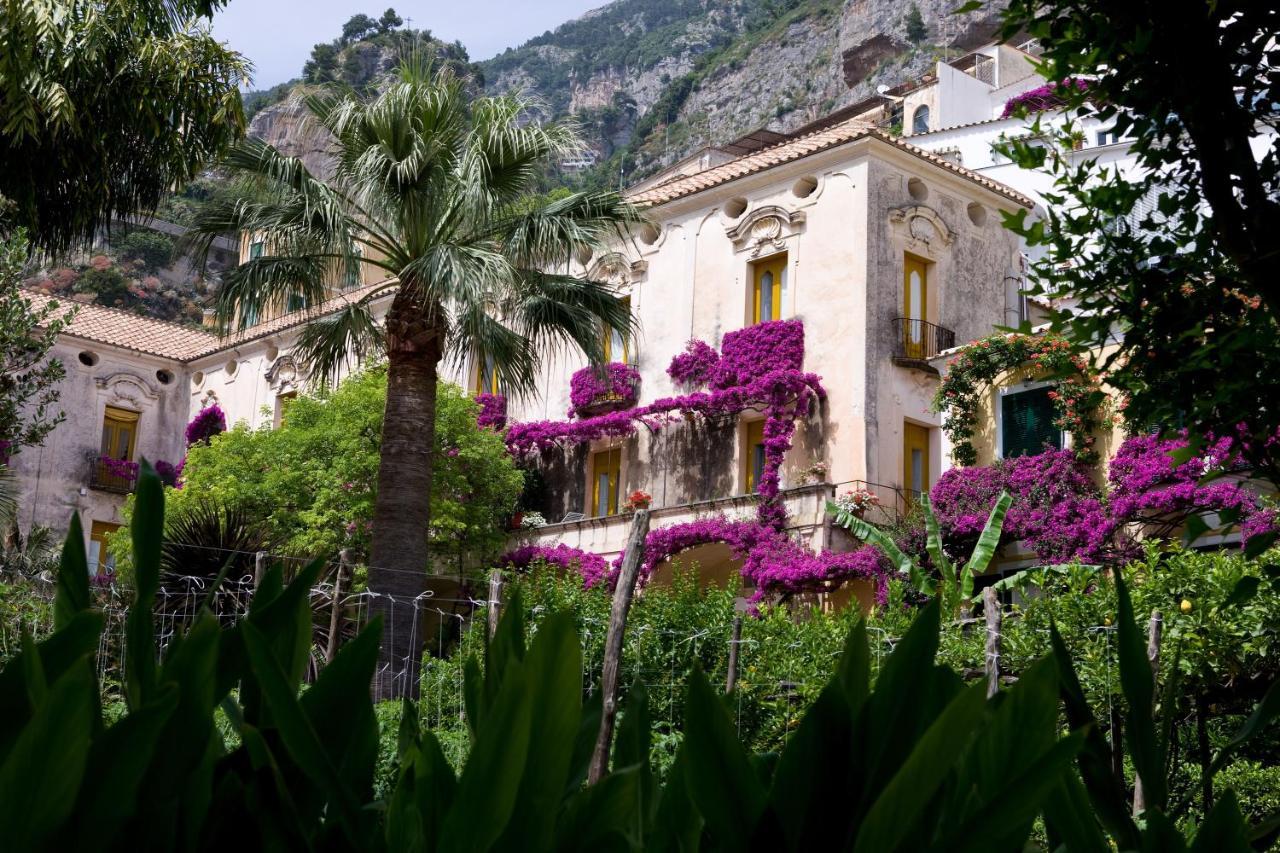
[983,586,1001,699]
[487,568,504,641]
[325,549,350,665]
[588,509,650,785]
[254,550,267,591]
[1132,609,1163,816]
[725,615,743,694]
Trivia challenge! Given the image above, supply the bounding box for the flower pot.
[510,511,524,530]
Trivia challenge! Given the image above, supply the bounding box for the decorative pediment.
[95,372,160,407]
[888,204,955,248]
[265,354,307,393]
[725,206,806,256]
[588,252,647,289]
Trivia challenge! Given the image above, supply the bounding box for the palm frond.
[0,466,17,532]
[292,301,386,388]
[505,270,638,365]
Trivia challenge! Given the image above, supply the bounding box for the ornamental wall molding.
[95,372,160,408]
[265,353,307,394]
[588,252,647,290]
[725,206,806,256]
[889,204,955,250]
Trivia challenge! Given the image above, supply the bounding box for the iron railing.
[891,317,956,367]
[90,456,138,494]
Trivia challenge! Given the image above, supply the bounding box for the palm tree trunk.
[369,299,443,700]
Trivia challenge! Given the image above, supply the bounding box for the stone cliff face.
[246,0,1006,187]
[482,0,1006,182]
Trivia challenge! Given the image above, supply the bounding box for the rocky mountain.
[480,0,1006,187]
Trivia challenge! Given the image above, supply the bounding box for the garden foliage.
[2,466,1277,850]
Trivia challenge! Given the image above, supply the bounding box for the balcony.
[891,318,955,372]
[90,456,138,494]
[512,484,837,563]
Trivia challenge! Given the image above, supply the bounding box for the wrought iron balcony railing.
[891,318,956,370]
[90,456,138,494]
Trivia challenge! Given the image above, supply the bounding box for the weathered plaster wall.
[10,340,189,546]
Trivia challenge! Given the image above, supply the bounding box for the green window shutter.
[1002,387,1062,458]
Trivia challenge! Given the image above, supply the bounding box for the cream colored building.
[504,122,1031,574]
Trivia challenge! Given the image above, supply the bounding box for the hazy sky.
[211,0,605,90]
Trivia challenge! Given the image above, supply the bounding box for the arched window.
[911,105,931,135]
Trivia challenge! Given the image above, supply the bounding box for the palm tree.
[189,61,642,698]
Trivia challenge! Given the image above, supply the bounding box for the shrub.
[113,228,174,271]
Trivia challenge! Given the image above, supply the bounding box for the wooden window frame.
[89,521,121,576]
[101,406,139,461]
[997,382,1064,460]
[742,419,766,494]
[751,252,787,325]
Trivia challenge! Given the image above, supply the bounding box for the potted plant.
[622,490,652,513]
[799,460,829,484]
[834,487,880,519]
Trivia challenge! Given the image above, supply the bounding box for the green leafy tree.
[74,266,131,307]
[303,42,341,84]
[188,61,640,697]
[378,8,403,33]
[341,13,378,44]
[903,4,927,43]
[984,0,1280,478]
[0,0,248,256]
[113,229,174,271]
[0,232,71,457]
[113,368,522,581]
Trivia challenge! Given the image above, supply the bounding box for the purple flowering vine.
[185,404,226,447]
[569,362,640,416]
[1001,78,1092,119]
[475,393,507,430]
[667,339,720,388]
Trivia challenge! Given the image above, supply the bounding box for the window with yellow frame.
[750,253,786,324]
[472,354,500,396]
[742,419,766,493]
[100,406,138,461]
[88,521,120,576]
[603,295,631,363]
[590,448,621,516]
[274,391,298,428]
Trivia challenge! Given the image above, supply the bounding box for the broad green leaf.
[65,684,180,847]
[1224,576,1260,607]
[0,660,96,850]
[300,619,382,800]
[397,696,420,761]
[768,683,855,850]
[1048,623,1141,848]
[833,617,870,713]
[963,490,1012,581]
[55,513,90,629]
[921,493,954,585]
[240,620,364,839]
[126,461,165,708]
[555,767,642,853]
[645,743,702,853]
[681,665,767,848]
[853,682,988,853]
[1115,574,1165,812]
[438,651,535,853]
[495,612,584,850]
[1041,771,1110,853]
[0,610,102,764]
[484,586,526,710]
[829,500,932,595]
[564,689,604,797]
[1189,791,1250,853]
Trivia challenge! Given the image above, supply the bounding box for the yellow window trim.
[751,253,786,325]
[590,447,622,516]
[101,406,139,461]
[743,419,766,493]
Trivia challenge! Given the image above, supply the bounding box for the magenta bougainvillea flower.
[667,339,720,388]
[185,404,226,447]
[474,393,507,430]
[569,363,641,416]
[1001,78,1092,118]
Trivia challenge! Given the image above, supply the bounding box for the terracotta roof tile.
[24,291,217,361]
[25,277,397,363]
[627,118,1033,208]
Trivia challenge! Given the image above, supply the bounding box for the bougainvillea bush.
[568,362,640,415]
[934,332,1104,466]
[506,321,824,530]
[929,433,1280,565]
[708,319,805,390]
[666,338,719,387]
[474,392,507,430]
[184,404,226,447]
[1000,77,1092,118]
